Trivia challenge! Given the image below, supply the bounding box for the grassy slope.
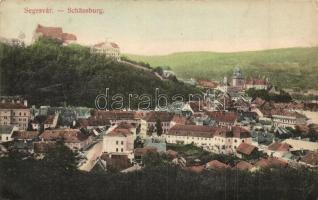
[125,47,318,89]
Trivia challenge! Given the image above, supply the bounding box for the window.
[234,139,237,143]
[116,148,118,152]
[116,141,118,145]
[242,140,245,143]
[121,141,124,145]
[121,148,123,152]
[6,137,8,141]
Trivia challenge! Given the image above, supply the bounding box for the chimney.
[23,100,28,107]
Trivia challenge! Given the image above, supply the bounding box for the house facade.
[103,128,134,159]
[0,100,31,130]
[91,41,121,61]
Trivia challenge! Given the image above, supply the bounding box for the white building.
[103,128,134,160]
[272,111,307,128]
[91,41,121,61]
[0,125,19,143]
[166,125,252,155]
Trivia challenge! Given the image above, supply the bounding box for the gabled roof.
[206,160,229,170]
[185,165,205,173]
[35,24,77,41]
[11,131,38,140]
[0,102,28,109]
[235,161,254,170]
[40,129,89,143]
[300,151,318,166]
[206,111,238,123]
[143,111,174,122]
[168,124,219,138]
[236,143,257,155]
[106,128,132,137]
[254,157,288,168]
[268,142,292,152]
[0,125,15,135]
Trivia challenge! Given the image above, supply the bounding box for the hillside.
[0,38,199,107]
[125,47,318,89]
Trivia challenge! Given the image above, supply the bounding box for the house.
[245,78,269,90]
[103,127,134,160]
[236,142,258,159]
[0,125,19,143]
[134,146,158,164]
[39,129,92,151]
[32,24,77,44]
[234,161,254,171]
[205,160,229,170]
[166,124,216,146]
[206,111,238,127]
[100,153,132,171]
[91,110,142,127]
[31,113,59,130]
[33,141,56,155]
[211,126,252,154]
[267,142,292,158]
[254,157,288,169]
[271,110,307,128]
[181,101,205,117]
[141,111,174,136]
[282,139,318,152]
[299,151,318,168]
[166,125,252,155]
[11,130,39,152]
[0,99,31,130]
[91,41,121,61]
[185,165,206,173]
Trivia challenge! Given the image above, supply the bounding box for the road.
[78,139,104,172]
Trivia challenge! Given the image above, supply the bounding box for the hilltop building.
[32,24,77,44]
[91,40,121,61]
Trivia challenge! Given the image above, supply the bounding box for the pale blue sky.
[1,0,318,54]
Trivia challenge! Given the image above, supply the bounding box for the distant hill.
[125,47,318,90]
[0,38,199,107]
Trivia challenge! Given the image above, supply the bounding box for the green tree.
[155,119,163,136]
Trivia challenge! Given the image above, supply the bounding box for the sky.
[0,0,318,55]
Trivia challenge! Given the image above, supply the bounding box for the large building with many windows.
[91,41,121,61]
[0,99,30,130]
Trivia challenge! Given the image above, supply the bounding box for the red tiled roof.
[206,111,238,123]
[206,160,229,170]
[106,128,132,137]
[168,124,219,138]
[268,142,291,152]
[185,165,205,173]
[62,33,77,41]
[254,157,288,168]
[92,110,142,120]
[110,42,119,48]
[0,102,28,109]
[236,143,257,155]
[196,79,219,88]
[40,129,89,143]
[143,111,174,122]
[93,42,119,49]
[171,115,194,125]
[11,131,38,140]
[245,78,268,85]
[300,151,318,166]
[35,24,76,42]
[134,146,157,156]
[235,161,254,170]
[33,141,56,154]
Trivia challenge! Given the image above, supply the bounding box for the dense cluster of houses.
[1,67,318,172]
